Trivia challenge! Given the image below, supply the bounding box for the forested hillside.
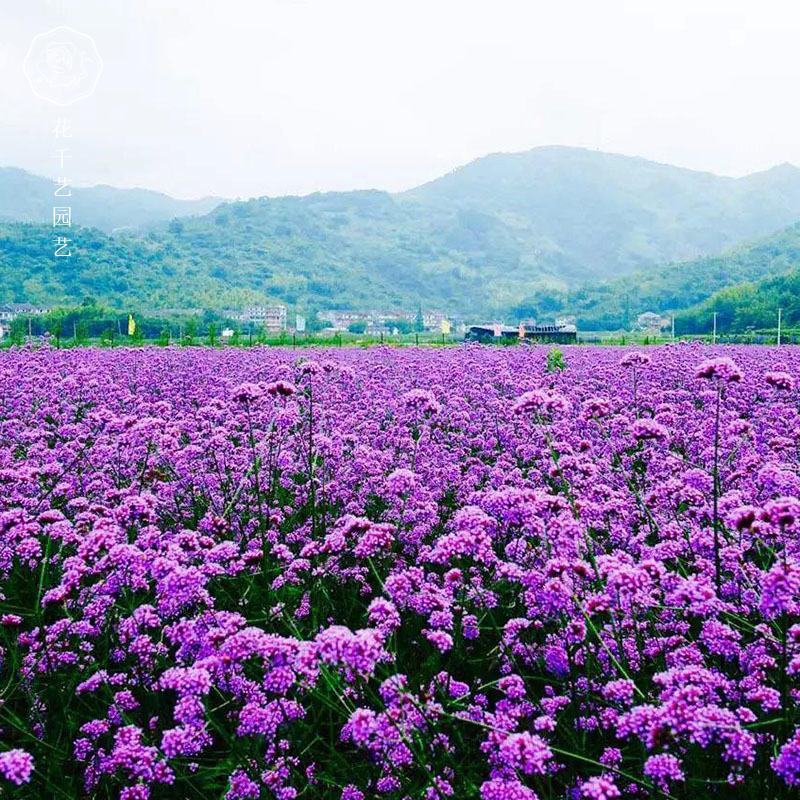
[5,148,800,320]
[0,167,220,232]
[515,222,800,330]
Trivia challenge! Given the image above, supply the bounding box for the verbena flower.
[0,749,34,785]
[695,357,743,383]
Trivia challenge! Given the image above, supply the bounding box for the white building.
[318,310,371,331]
[636,311,669,333]
[224,305,287,332]
[0,303,50,323]
[0,303,50,338]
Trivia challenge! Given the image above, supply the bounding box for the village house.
[317,310,372,331]
[0,303,51,339]
[318,309,454,333]
[222,305,287,333]
[635,311,670,333]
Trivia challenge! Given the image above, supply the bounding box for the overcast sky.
[2,0,799,199]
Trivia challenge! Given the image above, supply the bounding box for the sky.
[2,0,800,199]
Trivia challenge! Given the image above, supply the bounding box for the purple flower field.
[1,343,799,799]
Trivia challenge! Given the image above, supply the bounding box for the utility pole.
[778,308,783,346]
[712,312,717,345]
[671,315,675,343]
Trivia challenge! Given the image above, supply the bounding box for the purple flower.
[401,389,441,415]
[0,749,34,785]
[620,351,651,367]
[580,775,620,800]
[424,629,454,652]
[266,380,298,397]
[480,779,538,800]
[499,732,553,775]
[773,729,800,787]
[315,626,390,679]
[231,382,264,403]
[695,357,743,383]
[631,418,668,443]
[765,371,795,391]
[3,342,800,797]
[643,753,685,789]
[582,396,612,418]
[513,389,569,415]
[759,561,800,619]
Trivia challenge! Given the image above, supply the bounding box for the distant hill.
[402,147,800,282]
[0,167,221,232]
[670,271,800,335]
[4,147,800,316]
[672,236,800,334]
[521,221,800,331]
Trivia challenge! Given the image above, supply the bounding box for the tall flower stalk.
[695,356,742,591]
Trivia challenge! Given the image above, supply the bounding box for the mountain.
[402,147,800,283]
[672,227,800,334]
[520,221,800,331]
[4,147,800,316]
[673,268,800,335]
[0,167,222,232]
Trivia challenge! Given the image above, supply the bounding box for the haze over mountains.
[0,167,221,233]
[404,148,800,281]
[3,146,800,326]
[539,221,800,331]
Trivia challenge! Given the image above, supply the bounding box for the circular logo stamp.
[23,26,103,106]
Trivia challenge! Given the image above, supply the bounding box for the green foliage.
[8,317,27,344]
[673,266,800,335]
[183,318,197,346]
[6,150,800,321]
[415,303,425,332]
[517,222,800,332]
[546,347,566,373]
[130,324,145,344]
[0,166,219,232]
[74,319,89,343]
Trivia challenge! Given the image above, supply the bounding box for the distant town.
[0,302,675,344]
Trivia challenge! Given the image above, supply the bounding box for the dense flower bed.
[0,343,799,799]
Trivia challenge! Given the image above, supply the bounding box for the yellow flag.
[440,319,451,335]
[128,314,136,336]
